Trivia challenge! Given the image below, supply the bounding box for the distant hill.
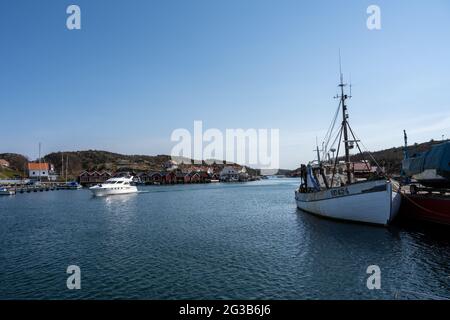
[4,139,445,180]
[44,150,173,177]
[288,139,448,176]
[0,153,29,179]
[350,139,448,174]
[43,150,259,178]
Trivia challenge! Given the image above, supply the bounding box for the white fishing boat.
[89,176,138,196]
[296,177,401,225]
[295,68,401,226]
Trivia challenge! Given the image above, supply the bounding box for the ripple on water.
[0,179,449,299]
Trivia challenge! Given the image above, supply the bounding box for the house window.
[32,171,35,175]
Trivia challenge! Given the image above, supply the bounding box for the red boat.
[400,187,450,226]
[399,131,450,226]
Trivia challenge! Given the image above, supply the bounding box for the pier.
[0,182,80,195]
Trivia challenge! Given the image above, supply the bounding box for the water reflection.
[295,208,450,299]
[1,179,448,299]
[93,193,140,229]
[102,193,138,206]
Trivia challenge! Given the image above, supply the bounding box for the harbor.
[2,0,450,304]
[2,141,449,228]
[0,178,449,300]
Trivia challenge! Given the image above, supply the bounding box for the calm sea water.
[0,178,449,300]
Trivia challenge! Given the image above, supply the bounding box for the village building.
[219,166,241,182]
[0,159,10,168]
[28,162,50,180]
[210,173,220,181]
[163,160,178,171]
[149,172,163,184]
[197,171,211,183]
[78,171,112,186]
[161,171,177,184]
[136,172,149,184]
[189,172,201,183]
[176,172,191,184]
[137,172,163,185]
[48,164,59,181]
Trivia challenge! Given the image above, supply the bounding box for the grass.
[0,167,23,179]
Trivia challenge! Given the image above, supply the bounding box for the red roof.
[353,162,371,172]
[28,163,49,170]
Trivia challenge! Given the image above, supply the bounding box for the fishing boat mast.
[338,67,352,184]
[325,56,380,187]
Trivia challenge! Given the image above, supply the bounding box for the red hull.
[400,193,450,226]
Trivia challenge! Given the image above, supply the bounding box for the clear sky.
[1,0,450,169]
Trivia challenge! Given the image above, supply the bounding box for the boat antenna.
[349,73,352,98]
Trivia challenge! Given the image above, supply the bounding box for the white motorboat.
[295,69,401,226]
[65,181,83,190]
[89,176,138,196]
[0,187,16,196]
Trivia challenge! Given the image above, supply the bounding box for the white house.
[220,166,240,181]
[28,163,50,179]
[163,160,178,171]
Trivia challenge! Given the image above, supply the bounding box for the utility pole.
[38,142,42,183]
[61,153,64,182]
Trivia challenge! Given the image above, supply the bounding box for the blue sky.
[1,0,449,169]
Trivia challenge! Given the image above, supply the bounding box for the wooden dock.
[0,183,82,195]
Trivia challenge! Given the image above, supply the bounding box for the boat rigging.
[295,59,401,226]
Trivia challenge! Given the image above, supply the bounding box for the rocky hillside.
[351,139,448,174]
[44,151,172,177]
[43,150,259,178]
[0,153,29,179]
[288,139,448,176]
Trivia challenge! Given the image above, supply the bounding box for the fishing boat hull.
[295,180,401,226]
